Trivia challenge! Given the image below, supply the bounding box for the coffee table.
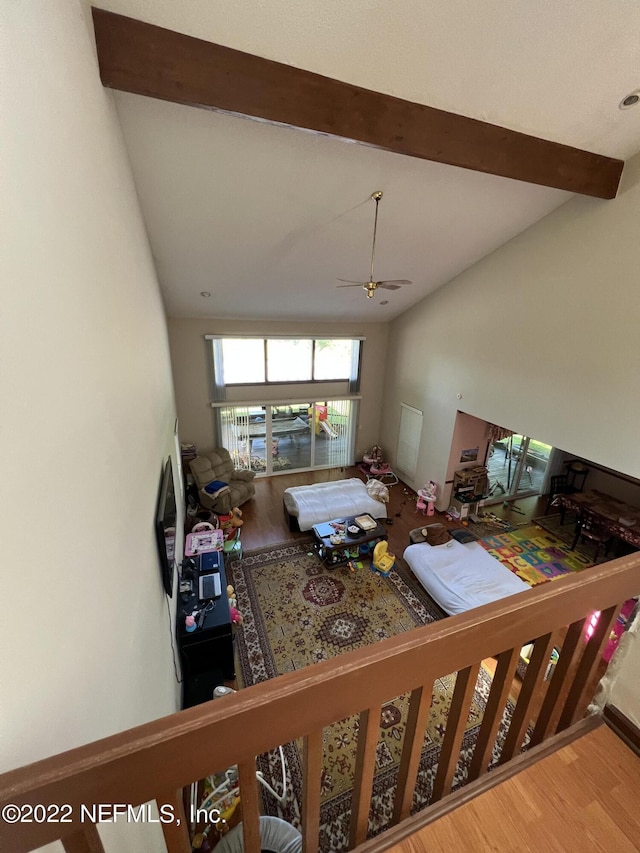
[312,515,387,567]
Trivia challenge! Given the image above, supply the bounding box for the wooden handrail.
[1,553,638,852]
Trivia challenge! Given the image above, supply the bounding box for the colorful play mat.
[478,524,594,586]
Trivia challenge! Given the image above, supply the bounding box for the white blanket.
[284,478,386,531]
[403,539,530,615]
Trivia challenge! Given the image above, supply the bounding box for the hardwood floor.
[238,465,548,559]
[237,465,417,553]
[383,724,640,852]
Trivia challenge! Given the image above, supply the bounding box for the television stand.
[176,555,234,708]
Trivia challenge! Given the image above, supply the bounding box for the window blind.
[396,403,423,479]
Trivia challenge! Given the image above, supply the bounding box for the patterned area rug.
[478,522,599,587]
[229,540,515,849]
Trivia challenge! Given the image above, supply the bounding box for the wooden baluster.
[302,730,323,853]
[467,648,520,782]
[556,605,620,732]
[392,683,433,824]
[529,619,584,748]
[431,663,481,803]
[349,706,381,849]
[498,632,557,765]
[62,823,104,853]
[238,759,262,852]
[159,789,191,853]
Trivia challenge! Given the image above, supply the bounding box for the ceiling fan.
[337,190,412,299]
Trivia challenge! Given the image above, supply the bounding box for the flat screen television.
[155,456,177,597]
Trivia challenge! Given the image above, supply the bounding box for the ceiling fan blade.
[336,282,367,288]
[377,279,412,287]
[337,278,367,285]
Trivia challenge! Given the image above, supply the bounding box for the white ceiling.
[98,0,640,322]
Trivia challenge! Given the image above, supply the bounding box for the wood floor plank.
[383,726,640,852]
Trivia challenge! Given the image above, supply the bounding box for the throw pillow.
[424,524,451,545]
[204,479,230,497]
[450,527,478,544]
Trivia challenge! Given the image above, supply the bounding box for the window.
[221,339,265,384]
[209,336,362,474]
[218,400,357,475]
[214,337,361,385]
[267,339,312,381]
[314,339,352,380]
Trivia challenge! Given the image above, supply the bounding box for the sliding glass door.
[486,434,552,502]
[218,400,357,475]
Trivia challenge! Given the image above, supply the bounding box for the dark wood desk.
[177,553,234,708]
[553,489,640,550]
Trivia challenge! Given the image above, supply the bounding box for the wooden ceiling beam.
[91,8,623,199]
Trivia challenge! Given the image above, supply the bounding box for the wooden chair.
[545,473,578,520]
[565,461,590,491]
[570,509,613,562]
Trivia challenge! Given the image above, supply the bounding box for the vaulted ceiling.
[93,1,640,322]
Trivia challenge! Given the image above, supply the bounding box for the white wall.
[381,152,640,730]
[1,5,180,848]
[442,412,491,507]
[606,613,640,729]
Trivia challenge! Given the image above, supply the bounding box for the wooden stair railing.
[1,553,638,853]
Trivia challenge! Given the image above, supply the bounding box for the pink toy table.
[185,528,224,556]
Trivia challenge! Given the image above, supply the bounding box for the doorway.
[486,434,552,503]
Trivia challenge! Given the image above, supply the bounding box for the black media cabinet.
[176,555,235,708]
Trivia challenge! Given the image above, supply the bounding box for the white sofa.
[283,478,387,531]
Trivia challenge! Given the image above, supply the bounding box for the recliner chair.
[189,448,256,515]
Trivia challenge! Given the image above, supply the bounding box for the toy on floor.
[416,480,437,516]
[481,512,512,529]
[363,444,384,468]
[359,445,399,486]
[218,506,244,539]
[372,540,395,575]
[227,584,243,625]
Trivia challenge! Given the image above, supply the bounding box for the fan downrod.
[336,189,412,298]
